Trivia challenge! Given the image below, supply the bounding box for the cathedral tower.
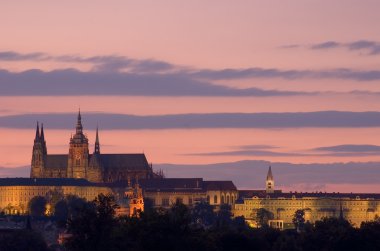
[266,166,274,194]
[31,122,47,178]
[67,110,89,179]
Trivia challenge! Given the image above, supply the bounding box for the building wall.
[144,191,206,208]
[0,185,112,215]
[206,190,238,207]
[234,196,380,227]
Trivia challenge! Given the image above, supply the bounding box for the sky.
[1,0,380,192]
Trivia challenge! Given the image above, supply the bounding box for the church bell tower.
[266,166,274,194]
[67,110,89,179]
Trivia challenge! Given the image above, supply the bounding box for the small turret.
[266,166,274,194]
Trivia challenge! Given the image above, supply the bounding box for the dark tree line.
[7,194,380,251]
[62,195,380,251]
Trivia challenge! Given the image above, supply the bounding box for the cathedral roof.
[45,155,68,169]
[43,153,150,171]
[100,154,150,171]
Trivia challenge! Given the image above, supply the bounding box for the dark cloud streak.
[1,111,380,130]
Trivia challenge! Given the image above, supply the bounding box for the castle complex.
[0,111,379,228]
[31,111,153,182]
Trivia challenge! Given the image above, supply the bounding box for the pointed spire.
[40,123,47,155]
[76,108,83,134]
[94,126,100,154]
[267,166,273,181]
[40,123,45,141]
[35,121,40,140]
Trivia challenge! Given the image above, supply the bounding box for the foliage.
[292,209,305,231]
[255,208,274,227]
[28,196,47,217]
[65,194,119,251]
[59,199,380,251]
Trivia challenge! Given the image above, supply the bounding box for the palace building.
[30,110,154,183]
[233,167,380,228]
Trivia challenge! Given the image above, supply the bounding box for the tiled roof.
[140,178,204,192]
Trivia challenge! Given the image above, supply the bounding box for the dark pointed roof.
[71,109,88,144]
[40,123,45,141]
[35,121,40,141]
[94,126,100,154]
[267,166,273,181]
[76,109,82,134]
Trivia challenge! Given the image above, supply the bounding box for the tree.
[255,208,274,228]
[191,201,216,227]
[54,199,69,223]
[45,189,64,214]
[65,194,119,251]
[28,196,47,217]
[292,209,305,231]
[66,195,88,219]
[215,204,232,228]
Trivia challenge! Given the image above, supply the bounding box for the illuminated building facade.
[234,167,380,228]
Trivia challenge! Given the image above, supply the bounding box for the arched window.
[214,195,218,204]
[226,195,230,204]
[207,195,210,204]
[221,195,225,204]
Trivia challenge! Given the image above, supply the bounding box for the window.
[189,198,193,205]
[221,195,225,204]
[207,195,210,204]
[227,195,230,204]
[176,197,183,204]
[214,195,218,204]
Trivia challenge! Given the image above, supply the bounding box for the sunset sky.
[1,1,380,192]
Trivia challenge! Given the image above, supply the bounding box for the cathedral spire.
[35,121,40,141]
[94,126,100,154]
[40,123,47,155]
[76,109,83,134]
[40,123,45,141]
